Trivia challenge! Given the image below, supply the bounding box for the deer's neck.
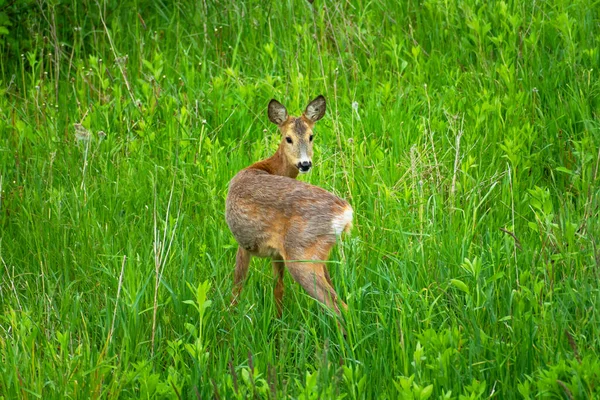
[248,143,299,179]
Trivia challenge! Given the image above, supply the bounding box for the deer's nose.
[298,160,312,172]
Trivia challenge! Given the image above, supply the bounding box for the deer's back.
[225,169,352,257]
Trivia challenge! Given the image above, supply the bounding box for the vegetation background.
[1,0,599,398]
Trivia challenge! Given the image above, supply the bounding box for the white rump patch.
[331,206,353,236]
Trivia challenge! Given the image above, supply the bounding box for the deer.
[225,95,353,325]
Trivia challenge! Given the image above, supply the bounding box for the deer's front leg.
[272,255,285,317]
[231,246,251,306]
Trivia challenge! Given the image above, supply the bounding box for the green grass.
[1,0,599,398]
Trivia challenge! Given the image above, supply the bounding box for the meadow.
[1,0,599,398]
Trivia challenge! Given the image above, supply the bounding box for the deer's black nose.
[298,160,312,172]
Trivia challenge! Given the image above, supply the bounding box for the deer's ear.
[268,99,288,125]
[304,95,326,122]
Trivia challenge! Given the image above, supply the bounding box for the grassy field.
[1,0,599,398]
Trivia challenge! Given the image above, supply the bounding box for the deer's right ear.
[304,95,326,123]
[268,99,288,125]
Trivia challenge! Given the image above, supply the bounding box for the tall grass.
[1,0,599,398]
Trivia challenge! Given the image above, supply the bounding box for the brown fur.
[225,95,352,323]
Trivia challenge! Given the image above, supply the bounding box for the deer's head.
[268,95,326,174]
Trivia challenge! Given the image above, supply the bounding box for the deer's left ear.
[268,99,288,125]
[304,95,326,123]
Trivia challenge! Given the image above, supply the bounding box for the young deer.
[225,95,352,321]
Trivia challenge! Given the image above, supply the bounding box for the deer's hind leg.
[284,241,346,315]
[231,246,251,306]
[323,264,348,312]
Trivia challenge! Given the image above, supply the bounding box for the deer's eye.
[309,135,314,142]
[286,137,293,144]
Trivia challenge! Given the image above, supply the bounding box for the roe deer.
[225,95,352,321]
